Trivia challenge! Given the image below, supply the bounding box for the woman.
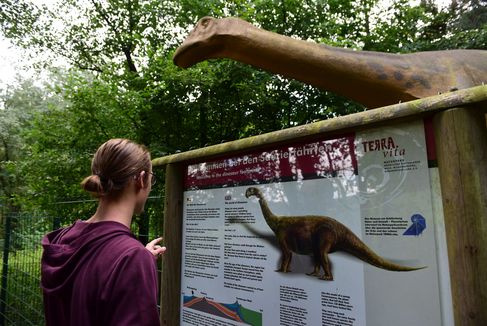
[41,139,166,326]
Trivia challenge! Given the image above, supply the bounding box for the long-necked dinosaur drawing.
[245,187,425,280]
[174,16,487,108]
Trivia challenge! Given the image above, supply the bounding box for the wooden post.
[433,106,487,325]
[160,163,184,326]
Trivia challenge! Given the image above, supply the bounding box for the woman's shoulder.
[92,234,153,274]
[79,221,147,256]
[104,232,145,252]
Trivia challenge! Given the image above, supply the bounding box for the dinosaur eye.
[201,18,210,28]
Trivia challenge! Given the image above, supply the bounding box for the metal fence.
[0,197,164,325]
[0,213,52,325]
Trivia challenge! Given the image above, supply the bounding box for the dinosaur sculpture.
[245,187,425,280]
[174,16,487,108]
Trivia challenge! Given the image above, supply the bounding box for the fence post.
[159,163,183,326]
[138,212,149,245]
[0,213,12,326]
[52,217,60,231]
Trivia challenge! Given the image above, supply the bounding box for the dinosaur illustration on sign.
[245,187,425,280]
[174,16,487,108]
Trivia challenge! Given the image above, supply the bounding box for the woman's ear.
[136,170,148,189]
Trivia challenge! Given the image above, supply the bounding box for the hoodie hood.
[41,220,134,295]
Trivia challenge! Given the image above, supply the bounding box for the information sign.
[180,120,452,326]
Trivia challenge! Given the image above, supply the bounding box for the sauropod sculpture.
[174,16,487,108]
[245,187,425,280]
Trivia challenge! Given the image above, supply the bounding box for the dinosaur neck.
[175,18,423,108]
[256,196,279,232]
[223,25,429,108]
[175,17,487,108]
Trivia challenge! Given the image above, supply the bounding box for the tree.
[1,0,183,74]
[451,0,487,30]
[9,71,148,216]
[0,78,60,212]
[1,0,485,217]
[440,0,487,49]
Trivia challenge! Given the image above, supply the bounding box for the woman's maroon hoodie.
[41,220,160,326]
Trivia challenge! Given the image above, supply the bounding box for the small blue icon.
[403,214,426,236]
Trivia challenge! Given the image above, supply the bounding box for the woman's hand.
[146,237,166,257]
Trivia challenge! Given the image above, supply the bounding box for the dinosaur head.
[245,187,261,198]
[173,16,223,68]
[173,16,251,68]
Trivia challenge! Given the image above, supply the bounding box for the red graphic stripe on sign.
[185,134,357,189]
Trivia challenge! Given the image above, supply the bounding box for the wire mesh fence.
[0,213,52,325]
[0,196,164,325]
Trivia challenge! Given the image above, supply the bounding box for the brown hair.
[81,139,151,198]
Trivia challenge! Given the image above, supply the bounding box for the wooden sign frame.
[154,85,487,326]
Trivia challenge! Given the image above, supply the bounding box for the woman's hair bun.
[81,138,151,198]
[80,174,105,197]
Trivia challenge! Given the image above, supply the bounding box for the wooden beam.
[153,85,487,167]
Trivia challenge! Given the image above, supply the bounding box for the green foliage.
[0,0,42,42]
[450,0,487,31]
[0,79,61,212]
[0,0,486,216]
[9,71,151,216]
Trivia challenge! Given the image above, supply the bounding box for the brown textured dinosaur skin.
[174,16,487,108]
[245,187,425,280]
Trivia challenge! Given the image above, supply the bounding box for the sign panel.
[180,120,452,326]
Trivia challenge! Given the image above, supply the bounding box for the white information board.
[179,120,453,326]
